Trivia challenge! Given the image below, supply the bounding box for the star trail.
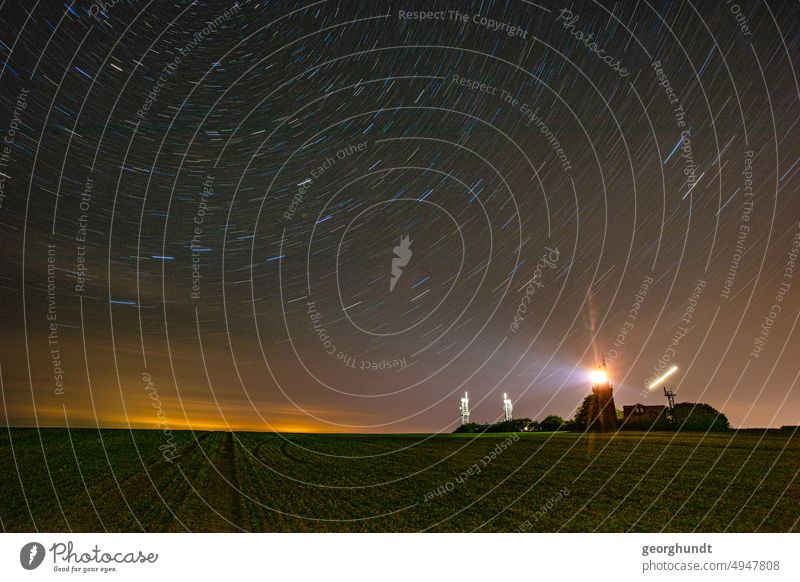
[0,0,798,434]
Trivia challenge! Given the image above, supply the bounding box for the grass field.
[0,428,797,532]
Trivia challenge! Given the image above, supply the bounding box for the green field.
[1,428,797,532]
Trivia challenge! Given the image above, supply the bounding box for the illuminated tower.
[460,392,470,425]
[588,360,617,432]
[503,393,513,422]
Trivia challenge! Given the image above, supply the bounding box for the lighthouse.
[587,360,617,432]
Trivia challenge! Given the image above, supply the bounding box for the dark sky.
[0,0,798,432]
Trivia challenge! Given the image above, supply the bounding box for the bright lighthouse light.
[648,365,678,389]
[590,369,608,384]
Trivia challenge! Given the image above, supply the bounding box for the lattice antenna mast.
[664,386,676,424]
[503,393,513,422]
[664,386,676,409]
[460,392,470,425]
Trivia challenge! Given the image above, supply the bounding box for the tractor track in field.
[222,432,245,530]
[60,432,208,531]
[280,440,307,464]
[166,432,246,532]
[251,437,307,464]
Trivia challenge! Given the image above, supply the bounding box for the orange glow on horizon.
[1,411,354,434]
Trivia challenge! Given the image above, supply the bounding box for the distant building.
[624,403,666,419]
[623,403,668,429]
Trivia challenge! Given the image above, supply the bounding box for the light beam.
[648,365,678,390]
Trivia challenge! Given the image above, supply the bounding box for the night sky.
[1,0,798,432]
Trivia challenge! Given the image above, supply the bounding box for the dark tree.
[452,419,534,433]
[572,394,595,430]
[672,403,730,432]
[540,415,566,431]
[453,422,481,433]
